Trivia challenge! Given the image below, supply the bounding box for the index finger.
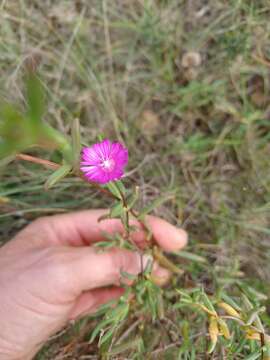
[29,209,188,251]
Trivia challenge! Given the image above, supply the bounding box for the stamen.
[102,158,115,171]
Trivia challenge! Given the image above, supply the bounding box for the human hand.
[0,210,187,359]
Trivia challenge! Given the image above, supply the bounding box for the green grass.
[1,0,270,358]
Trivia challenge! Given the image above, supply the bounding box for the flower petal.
[93,139,111,161]
[111,142,128,165]
[80,140,128,184]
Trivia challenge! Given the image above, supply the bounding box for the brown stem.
[16,153,59,170]
[130,208,153,245]
[16,153,151,264]
[16,152,118,199]
[81,177,117,199]
[260,332,265,360]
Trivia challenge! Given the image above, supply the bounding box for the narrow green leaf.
[41,124,73,164]
[244,350,262,360]
[172,250,207,263]
[0,102,25,137]
[0,102,36,154]
[254,316,265,334]
[245,284,268,301]
[71,118,81,169]
[120,211,129,233]
[115,180,126,194]
[94,241,115,249]
[218,318,230,339]
[25,73,45,125]
[126,186,139,211]
[120,269,138,281]
[106,182,122,199]
[242,293,254,311]
[97,213,111,222]
[147,292,157,320]
[110,202,125,218]
[89,318,112,343]
[99,326,115,346]
[181,320,190,349]
[107,303,129,322]
[246,307,265,326]
[176,289,193,302]
[145,281,159,320]
[44,164,72,189]
[221,293,242,312]
[0,141,13,159]
[138,193,175,219]
[0,155,15,167]
[90,299,118,318]
[201,291,217,315]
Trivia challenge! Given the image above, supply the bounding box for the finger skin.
[69,287,125,320]
[12,210,188,252]
[0,246,145,359]
[0,210,188,360]
[66,247,151,293]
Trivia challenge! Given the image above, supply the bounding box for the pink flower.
[80,139,128,184]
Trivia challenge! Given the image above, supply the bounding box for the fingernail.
[151,266,171,286]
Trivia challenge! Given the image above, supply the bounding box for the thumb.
[66,247,151,294]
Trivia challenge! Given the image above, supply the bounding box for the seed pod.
[218,318,230,339]
[208,316,219,353]
[197,304,217,317]
[218,302,241,318]
[245,328,261,341]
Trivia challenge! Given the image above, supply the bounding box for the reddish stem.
[16,153,59,170]
[16,153,117,199]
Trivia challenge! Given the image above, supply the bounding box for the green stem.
[114,182,145,271]
[114,182,130,238]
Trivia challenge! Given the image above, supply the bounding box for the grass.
[1,0,270,358]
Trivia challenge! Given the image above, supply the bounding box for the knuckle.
[25,216,59,245]
[111,248,126,268]
[111,249,139,275]
[31,216,51,229]
[25,216,53,237]
[14,216,53,244]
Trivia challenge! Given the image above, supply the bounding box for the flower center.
[101,158,115,172]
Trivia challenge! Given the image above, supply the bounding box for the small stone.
[181,51,202,68]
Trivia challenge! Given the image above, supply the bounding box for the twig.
[150,341,182,355]
[16,153,59,169]
[15,153,118,199]
[15,153,158,271]
[115,318,141,345]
